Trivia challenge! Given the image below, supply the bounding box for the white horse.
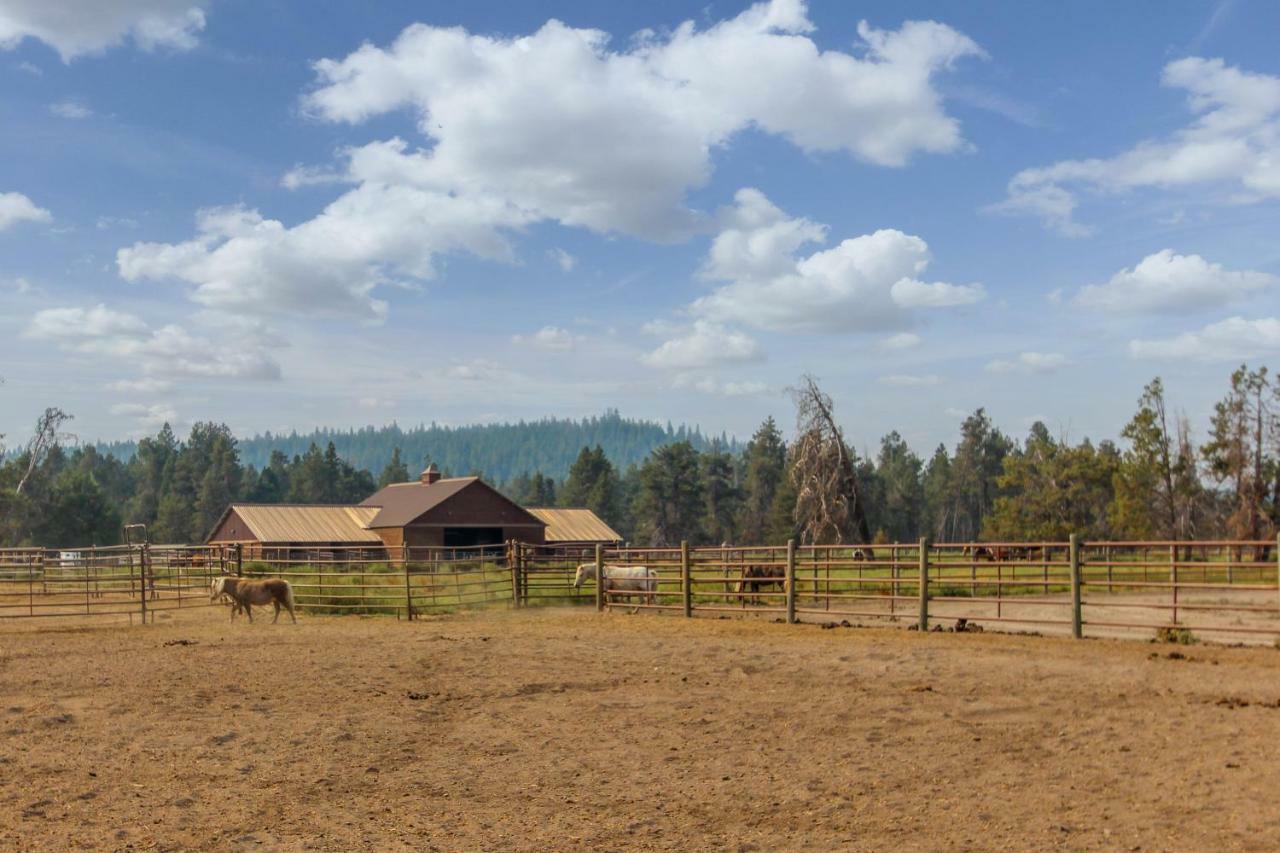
[573,563,658,613]
[210,576,296,624]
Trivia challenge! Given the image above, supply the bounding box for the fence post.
[1069,534,1082,639]
[917,537,929,632]
[785,539,797,624]
[594,543,604,612]
[681,541,692,617]
[234,543,243,577]
[403,543,413,621]
[507,541,520,609]
[1169,543,1178,625]
[1275,533,1279,617]
[139,542,149,625]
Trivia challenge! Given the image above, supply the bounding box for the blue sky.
[2,0,1279,457]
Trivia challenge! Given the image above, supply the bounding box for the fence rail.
[2,537,1278,643]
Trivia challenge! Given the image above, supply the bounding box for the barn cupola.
[420,463,440,485]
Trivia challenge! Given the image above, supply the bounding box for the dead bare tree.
[788,375,873,548]
[15,407,74,495]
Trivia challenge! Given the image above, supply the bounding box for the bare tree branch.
[15,407,75,496]
[787,375,873,547]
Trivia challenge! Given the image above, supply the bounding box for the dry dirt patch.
[2,608,1279,850]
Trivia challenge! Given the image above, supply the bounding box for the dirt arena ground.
[3,607,1280,851]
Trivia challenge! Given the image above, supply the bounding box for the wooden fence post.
[917,537,929,632]
[507,541,520,608]
[1169,543,1178,625]
[594,543,604,612]
[1275,533,1279,617]
[681,541,692,617]
[1069,534,1082,639]
[403,542,413,621]
[234,543,243,577]
[139,542,149,625]
[785,539,797,624]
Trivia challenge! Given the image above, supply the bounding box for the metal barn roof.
[221,504,383,544]
[525,508,622,543]
[359,477,480,528]
[360,477,545,529]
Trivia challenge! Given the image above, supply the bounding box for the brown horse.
[735,564,787,606]
[210,576,296,623]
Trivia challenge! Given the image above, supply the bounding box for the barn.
[206,464,549,552]
[358,464,546,548]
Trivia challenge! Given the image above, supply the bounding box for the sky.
[2,0,1279,457]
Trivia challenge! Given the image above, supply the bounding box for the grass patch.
[1155,626,1196,645]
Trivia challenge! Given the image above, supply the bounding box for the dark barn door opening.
[443,527,504,548]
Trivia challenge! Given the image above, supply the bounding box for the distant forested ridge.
[4,366,1277,551]
[96,411,735,482]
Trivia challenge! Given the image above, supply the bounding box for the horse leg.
[244,602,253,623]
[272,600,281,623]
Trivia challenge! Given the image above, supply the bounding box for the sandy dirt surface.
[2,607,1280,851]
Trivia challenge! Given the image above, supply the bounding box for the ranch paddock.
[3,609,1279,850]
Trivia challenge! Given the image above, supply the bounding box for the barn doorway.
[443,527,504,548]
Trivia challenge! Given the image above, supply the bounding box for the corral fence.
[3,537,1279,644]
[0,544,229,623]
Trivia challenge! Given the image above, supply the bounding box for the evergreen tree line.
[93,410,733,484]
[1,366,1278,549]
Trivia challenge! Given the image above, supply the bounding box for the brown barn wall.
[507,526,545,545]
[374,527,405,549]
[207,508,257,544]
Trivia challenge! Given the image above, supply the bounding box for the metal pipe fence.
[3,537,1278,644]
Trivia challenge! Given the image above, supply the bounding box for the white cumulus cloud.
[691,188,984,332]
[0,0,208,60]
[671,374,769,397]
[49,99,91,119]
[106,377,173,393]
[110,402,177,429]
[26,304,281,381]
[512,325,574,351]
[115,3,982,322]
[117,196,527,322]
[1130,316,1280,361]
[880,332,922,350]
[993,57,1280,234]
[547,248,576,272]
[641,320,763,370]
[877,373,940,387]
[303,3,982,238]
[985,352,1069,374]
[0,191,51,230]
[1075,249,1277,314]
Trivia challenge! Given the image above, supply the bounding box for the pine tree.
[876,431,924,542]
[701,441,740,544]
[378,446,410,487]
[560,446,621,524]
[632,442,704,546]
[737,417,786,545]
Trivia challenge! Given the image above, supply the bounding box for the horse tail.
[282,579,295,610]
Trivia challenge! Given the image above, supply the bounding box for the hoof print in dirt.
[407,691,432,701]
